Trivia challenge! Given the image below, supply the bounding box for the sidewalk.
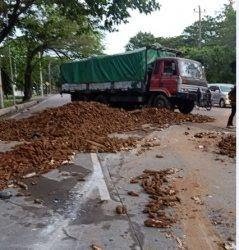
[0,95,48,117]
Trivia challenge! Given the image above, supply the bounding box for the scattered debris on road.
[155,154,164,158]
[191,196,204,205]
[34,198,43,204]
[221,241,236,250]
[0,102,213,190]
[115,205,127,214]
[91,244,103,250]
[194,132,218,139]
[23,172,37,178]
[218,135,236,158]
[192,131,236,158]
[130,168,180,228]
[16,181,28,190]
[127,191,139,196]
[0,191,12,200]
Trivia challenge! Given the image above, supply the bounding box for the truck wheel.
[153,94,171,109]
[178,100,194,114]
[95,95,108,104]
[219,99,225,108]
[71,93,79,102]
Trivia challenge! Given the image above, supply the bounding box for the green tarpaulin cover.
[60,47,175,84]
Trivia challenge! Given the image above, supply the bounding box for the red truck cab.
[148,57,208,113]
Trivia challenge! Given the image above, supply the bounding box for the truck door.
[160,60,178,94]
[149,60,162,90]
[150,59,178,94]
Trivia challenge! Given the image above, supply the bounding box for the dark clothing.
[227,104,236,126]
[227,86,236,126]
[228,86,236,105]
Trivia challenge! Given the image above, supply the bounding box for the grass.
[3,96,23,108]
[1,94,43,109]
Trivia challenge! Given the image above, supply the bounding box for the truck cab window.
[153,61,160,74]
[163,61,176,75]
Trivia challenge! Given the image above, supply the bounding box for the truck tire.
[95,95,108,104]
[71,93,79,102]
[178,100,194,114]
[153,94,171,109]
[219,99,225,108]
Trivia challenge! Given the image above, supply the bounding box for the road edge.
[0,96,48,118]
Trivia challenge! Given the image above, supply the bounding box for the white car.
[208,83,234,108]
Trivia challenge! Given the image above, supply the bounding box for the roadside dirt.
[173,171,223,250]
[158,125,235,249]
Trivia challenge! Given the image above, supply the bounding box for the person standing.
[227,85,236,127]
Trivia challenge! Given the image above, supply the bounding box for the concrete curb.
[0,97,45,117]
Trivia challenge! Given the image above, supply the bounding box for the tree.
[182,16,220,47]
[0,0,160,44]
[11,5,103,100]
[183,46,235,83]
[125,32,157,51]
[216,4,236,48]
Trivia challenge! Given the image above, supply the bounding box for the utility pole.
[194,5,205,48]
[8,46,15,105]
[229,0,234,6]
[39,52,43,97]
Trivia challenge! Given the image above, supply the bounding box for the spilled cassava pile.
[0,102,213,189]
[218,134,236,158]
[130,168,180,228]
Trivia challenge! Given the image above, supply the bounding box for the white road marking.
[34,153,110,248]
[90,153,111,201]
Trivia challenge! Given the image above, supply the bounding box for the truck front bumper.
[176,92,198,101]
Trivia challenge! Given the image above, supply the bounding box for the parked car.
[208,83,234,107]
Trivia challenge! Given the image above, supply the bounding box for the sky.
[103,0,230,54]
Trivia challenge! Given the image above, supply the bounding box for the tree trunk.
[22,45,46,102]
[23,62,33,102]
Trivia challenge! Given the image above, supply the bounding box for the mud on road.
[0,95,236,250]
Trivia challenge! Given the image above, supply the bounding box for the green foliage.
[182,46,235,83]
[0,0,160,44]
[126,32,157,50]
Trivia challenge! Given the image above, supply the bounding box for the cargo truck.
[60,46,209,114]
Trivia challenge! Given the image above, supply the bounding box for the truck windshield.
[179,60,205,79]
[220,85,234,93]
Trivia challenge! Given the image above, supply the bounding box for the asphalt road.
[0,94,236,250]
